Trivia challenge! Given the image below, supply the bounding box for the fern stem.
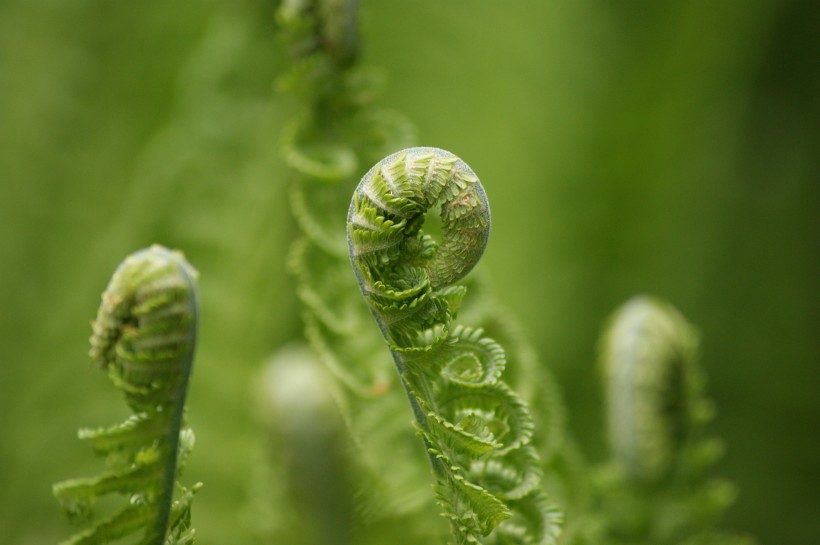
[152,247,200,544]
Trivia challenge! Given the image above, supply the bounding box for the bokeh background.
[1,1,816,543]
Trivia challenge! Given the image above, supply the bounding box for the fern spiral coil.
[89,245,199,412]
[348,148,560,544]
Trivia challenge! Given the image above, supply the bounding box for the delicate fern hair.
[53,245,200,545]
[348,148,561,544]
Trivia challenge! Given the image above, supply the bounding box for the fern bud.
[600,295,698,483]
[349,147,490,293]
[348,148,560,544]
[259,344,353,545]
[55,245,200,545]
[89,245,199,412]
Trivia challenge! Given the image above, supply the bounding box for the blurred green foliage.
[0,1,816,544]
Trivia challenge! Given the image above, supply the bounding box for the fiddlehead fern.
[601,295,699,484]
[53,245,200,545]
[594,295,753,545]
[348,147,561,544]
[275,3,565,542]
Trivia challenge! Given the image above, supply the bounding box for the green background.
[1,1,816,543]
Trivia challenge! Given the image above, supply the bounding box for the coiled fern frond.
[277,0,415,393]
[275,3,565,542]
[594,295,754,545]
[601,295,699,483]
[348,147,562,545]
[53,245,201,545]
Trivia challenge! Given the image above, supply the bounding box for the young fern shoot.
[348,147,561,544]
[278,2,564,541]
[601,295,699,484]
[596,295,752,545]
[53,245,201,545]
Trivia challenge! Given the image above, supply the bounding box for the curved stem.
[154,249,200,544]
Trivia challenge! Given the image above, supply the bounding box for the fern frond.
[595,295,755,545]
[600,295,698,483]
[348,148,561,544]
[53,245,200,545]
[275,3,567,543]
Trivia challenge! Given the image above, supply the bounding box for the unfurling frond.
[54,245,200,545]
[348,148,561,544]
[600,295,698,483]
[595,295,754,545]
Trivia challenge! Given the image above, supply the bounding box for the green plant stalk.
[152,252,198,542]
